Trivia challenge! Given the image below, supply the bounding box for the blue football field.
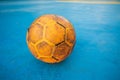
[0,1,120,80]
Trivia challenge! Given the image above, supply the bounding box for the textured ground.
[0,1,120,80]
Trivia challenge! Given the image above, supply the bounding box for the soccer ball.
[26,14,76,63]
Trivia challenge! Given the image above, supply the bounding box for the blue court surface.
[0,1,120,80]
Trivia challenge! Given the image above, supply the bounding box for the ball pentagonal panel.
[28,24,43,43]
[36,41,53,57]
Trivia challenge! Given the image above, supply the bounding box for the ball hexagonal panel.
[53,42,71,61]
[37,15,55,25]
[36,41,53,57]
[27,43,38,58]
[66,28,76,45]
[45,22,65,45]
[38,57,57,63]
[27,23,43,43]
[55,15,73,29]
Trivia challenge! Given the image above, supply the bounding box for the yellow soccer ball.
[26,14,76,63]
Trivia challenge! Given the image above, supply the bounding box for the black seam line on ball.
[52,56,59,61]
[55,41,64,46]
[56,22,66,29]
